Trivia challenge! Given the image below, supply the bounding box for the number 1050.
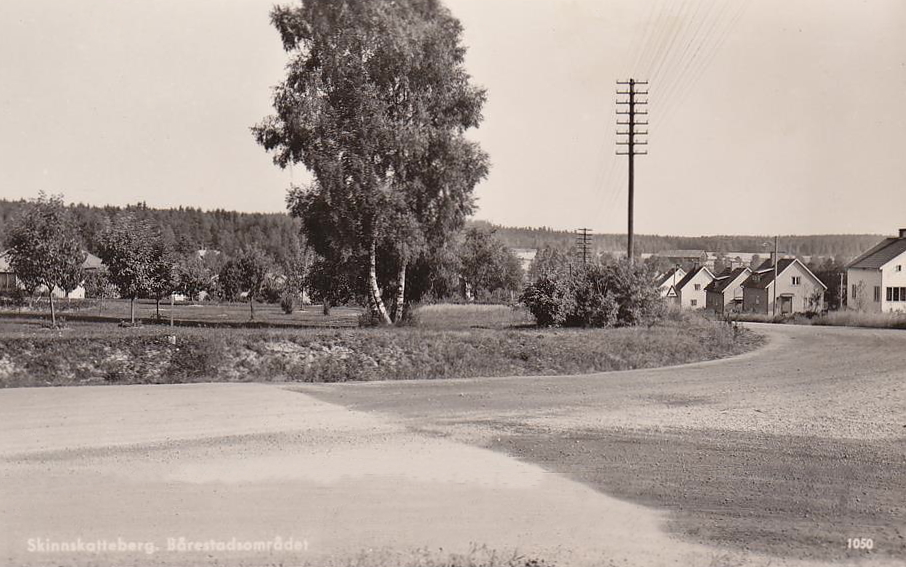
[848,538,874,550]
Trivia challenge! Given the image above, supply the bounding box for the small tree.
[175,254,211,302]
[217,259,243,302]
[3,194,85,327]
[528,245,574,281]
[148,238,178,319]
[305,256,363,316]
[459,228,523,302]
[98,214,156,325]
[237,248,269,320]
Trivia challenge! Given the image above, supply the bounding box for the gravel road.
[0,323,903,567]
[298,323,906,563]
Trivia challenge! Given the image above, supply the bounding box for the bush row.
[520,261,664,327]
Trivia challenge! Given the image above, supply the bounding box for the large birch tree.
[253,0,489,324]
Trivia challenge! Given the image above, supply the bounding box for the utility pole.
[839,272,845,310]
[576,228,593,266]
[772,236,778,317]
[616,78,648,264]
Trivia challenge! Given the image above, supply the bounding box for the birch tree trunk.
[392,262,406,323]
[367,240,392,325]
[49,289,56,328]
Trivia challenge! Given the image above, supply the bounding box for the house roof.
[0,250,105,272]
[655,267,685,287]
[743,258,827,290]
[846,237,906,270]
[705,267,751,293]
[674,266,713,290]
[83,252,104,270]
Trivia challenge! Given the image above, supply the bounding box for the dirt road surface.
[1,323,904,566]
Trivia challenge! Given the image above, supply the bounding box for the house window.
[888,287,906,302]
[791,276,801,286]
[694,284,701,291]
[852,284,858,298]
[897,265,903,272]
[691,299,698,306]
[874,286,881,302]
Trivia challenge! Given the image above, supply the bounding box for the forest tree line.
[0,200,885,267]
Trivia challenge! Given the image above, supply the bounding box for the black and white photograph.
[0,1,904,566]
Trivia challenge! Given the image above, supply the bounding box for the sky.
[0,0,904,236]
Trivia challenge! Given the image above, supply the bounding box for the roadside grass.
[811,309,906,329]
[730,309,906,329]
[0,305,761,388]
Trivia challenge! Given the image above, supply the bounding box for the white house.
[655,266,686,301]
[742,257,826,315]
[846,229,906,313]
[674,266,714,309]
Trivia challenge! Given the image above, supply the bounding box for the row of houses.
[657,256,827,315]
[658,228,906,315]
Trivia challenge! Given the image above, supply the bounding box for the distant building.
[674,266,715,309]
[0,250,106,299]
[845,229,906,313]
[655,250,709,268]
[705,267,751,314]
[742,258,826,315]
[655,267,686,301]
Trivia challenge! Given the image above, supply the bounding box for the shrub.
[521,260,665,328]
[520,274,575,327]
[280,293,297,314]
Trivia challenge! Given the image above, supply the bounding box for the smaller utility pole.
[576,228,593,266]
[839,272,845,310]
[772,236,778,317]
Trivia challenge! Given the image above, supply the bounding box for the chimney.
[899,228,906,239]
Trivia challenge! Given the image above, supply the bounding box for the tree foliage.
[3,194,86,325]
[98,214,157,323]
[459,228,523,299]
[255,0,489,323]
[236,248,270,319]
[521,260,665,328]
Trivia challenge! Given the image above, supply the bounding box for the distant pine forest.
[0,199,885,264]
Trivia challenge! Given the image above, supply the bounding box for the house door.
[780,296,793,315]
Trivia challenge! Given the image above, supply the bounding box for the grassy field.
[411,303,536,329]
[0,302,761,388]
[0,299,361,337]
